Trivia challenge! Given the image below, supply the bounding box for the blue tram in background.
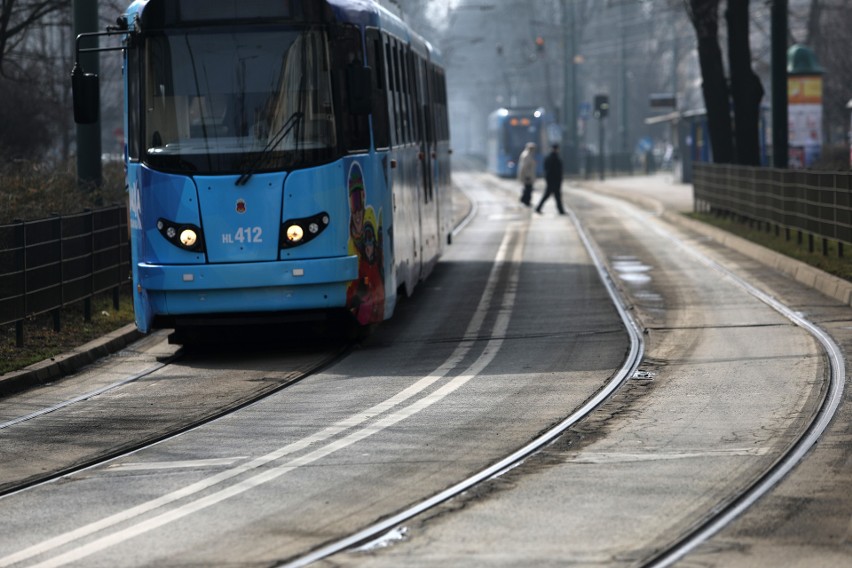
[72,0,451,336]
[487,107,558,178]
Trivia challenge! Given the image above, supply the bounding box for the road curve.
[324,172,835,567]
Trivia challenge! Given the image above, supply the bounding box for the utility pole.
[771,0,788,168]
[562,0,578,174]
[619,2,628,155]
[73,0,102,189]
[594,94,609,181]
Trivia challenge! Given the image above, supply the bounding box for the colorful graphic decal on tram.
[346,161,385,324]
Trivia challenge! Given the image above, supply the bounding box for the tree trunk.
[686,0,734,164]
[726,0,764,165]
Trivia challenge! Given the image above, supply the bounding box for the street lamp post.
[561,0,579,174]
[771,0,788,168]
[72,0,102,189]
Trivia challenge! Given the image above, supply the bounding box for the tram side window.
[436,72,448,142]
[399,46,410,144]
[390,40,401,146]
[408,51,419,143]
[366,28,390,150]
[397,44,406,144]
[127,47,142,160]
[384,37,399,147]
[330,24,370,153]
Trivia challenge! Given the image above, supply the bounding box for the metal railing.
[694,163,852,256]
[0,206,130,347]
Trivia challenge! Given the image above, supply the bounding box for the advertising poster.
[788,76,823,168]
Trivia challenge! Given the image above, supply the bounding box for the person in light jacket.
[517,142,537,206]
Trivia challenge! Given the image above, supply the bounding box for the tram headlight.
[179,229,198,247]
[286,224,305,243]
[157,218,205,253]
[280,212,330,250]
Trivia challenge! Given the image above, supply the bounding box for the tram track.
[599,194,846,567]
[280,173,843,567]
[0,339,350,499]
[537,184,843,566]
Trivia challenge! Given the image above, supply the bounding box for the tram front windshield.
[505,123,539,160]
[143,28,336,175]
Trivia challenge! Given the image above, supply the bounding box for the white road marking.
[105,458,248,472]
[570,448,770,464]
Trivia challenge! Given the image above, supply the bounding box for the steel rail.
[0,345,347,500]
[621,201,847,567]
[0,359,172,431]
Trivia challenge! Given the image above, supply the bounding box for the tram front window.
[143,28,336,175]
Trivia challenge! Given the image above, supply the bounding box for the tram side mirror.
[72,64,100,124]
[347,65,373,116]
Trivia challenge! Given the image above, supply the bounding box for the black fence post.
[53,214,62,333]
[113,206,122,311]
[19,219,27,347]
[85,209,93,322]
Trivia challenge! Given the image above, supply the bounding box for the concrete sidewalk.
[577,174,852,307]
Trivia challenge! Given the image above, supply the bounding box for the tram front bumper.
[137,256,358,315]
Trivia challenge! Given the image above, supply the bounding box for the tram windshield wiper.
[235,111,304,186]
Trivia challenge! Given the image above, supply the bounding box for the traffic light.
[535,36,545,53]
[594,94,609,119]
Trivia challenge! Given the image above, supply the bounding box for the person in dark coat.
[535,144,565,215]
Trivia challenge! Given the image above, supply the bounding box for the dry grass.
[0,160,127,224]
[689,212,852,282]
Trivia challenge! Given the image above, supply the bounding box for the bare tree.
[801,0,852,147]
[0,0,70,78]
[726,0,764,165]
[684,0,733,163]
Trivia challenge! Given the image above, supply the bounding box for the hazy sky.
[423,0,460,30]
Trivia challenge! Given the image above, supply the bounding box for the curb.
[0,324,143,396]
[581,181,852,309]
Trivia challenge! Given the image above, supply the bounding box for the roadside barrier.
[0,206,130,347]
[694,163,852,257]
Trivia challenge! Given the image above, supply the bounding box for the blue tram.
[72,0,452,335]
[487,107,558,178]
